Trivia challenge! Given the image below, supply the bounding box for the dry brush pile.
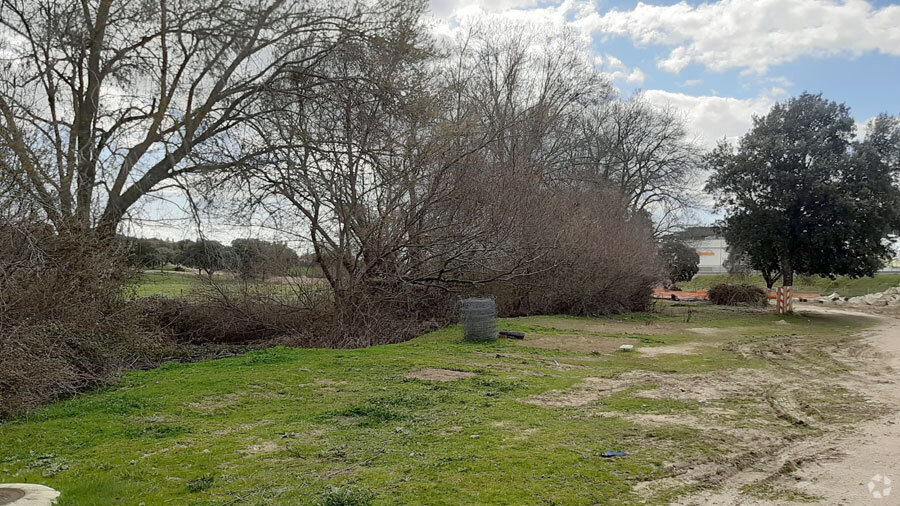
[0,227,162,416]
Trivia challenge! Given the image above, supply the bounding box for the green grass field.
[0,304,875,504]
[132,272,322,299]
[133,272,200,297]
[680,273,900,297]
[137,271,900,301]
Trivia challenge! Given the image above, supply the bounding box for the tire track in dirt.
[674,306,900,505]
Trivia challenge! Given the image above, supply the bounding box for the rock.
[0,484,60,506]
[776,320,789,325]
[842,286,900,306]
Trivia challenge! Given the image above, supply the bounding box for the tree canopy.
[0,0,390,234]
[659,239,700,284]
[706,92,900,286]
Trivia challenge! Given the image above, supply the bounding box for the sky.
[428,0,900,148]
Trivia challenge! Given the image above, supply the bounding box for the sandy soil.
[638,341,707,356]
[517,333,639,353]
[677,305,900,505]
[522,368,774,408]
[793,307,900,505]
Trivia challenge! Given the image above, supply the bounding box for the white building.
[675,227,729,274]
[673,226,900,275]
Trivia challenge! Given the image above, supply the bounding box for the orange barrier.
[653,286,819,302]
[652,287,708,300]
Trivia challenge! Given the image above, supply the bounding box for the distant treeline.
[123,236,314,279]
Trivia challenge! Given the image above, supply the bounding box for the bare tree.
[570,95,700,233]
[234,7,547,301]
[0,0,395,235]
[445,23,612,182]
[248,19,621,296]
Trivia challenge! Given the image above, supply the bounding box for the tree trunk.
[762,270,775,289]
[781,257,793,287]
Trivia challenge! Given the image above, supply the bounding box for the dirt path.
[793,308,900,505]
[676,306,900,505]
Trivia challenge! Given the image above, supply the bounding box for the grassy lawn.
[133,272,200,297]
[681,273,900,297]
[0,304,876,505]
[137,272,900,300]
[133,272,325,299]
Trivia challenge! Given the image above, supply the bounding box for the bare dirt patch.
[405,368,477,381]
[639,341,708,357]
[187,391,286,411]
[593,412,775,445]
[475,352,589,370]
[629,369,773,402]
[521,377,628,407]
[687,327,749,336]
[687,327,722,335]
[641,308,899,505]
[523,368,775,408]
[512,427,540,440]
[789,310,900,505]
[187,392,244,412]
[238,441,280,455]
[311,378,349,392]
[314,378,347,386]
[213,420,273,437]
[517,333,639,353]
[437,425,464,436]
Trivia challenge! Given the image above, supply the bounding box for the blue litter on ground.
[601,451,627,458]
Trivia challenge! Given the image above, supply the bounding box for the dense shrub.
[145,280,454,349]
[708,283,768,307]
[0,226,165,417]
[660,239,700,284]
[474,188,662,317]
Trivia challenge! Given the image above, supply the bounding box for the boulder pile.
[816,286,900,307]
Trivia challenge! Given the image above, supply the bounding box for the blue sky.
[431,0,900,146]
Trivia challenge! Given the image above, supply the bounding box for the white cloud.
[578,0,900,75]
[427,1,791,146]
[595,53,646,84]
[641,90,775,148]
[429,0,589,43]
[433,1,900,76]
[625,67,646,84]
[430,2,647,85]
[429,0,543,17]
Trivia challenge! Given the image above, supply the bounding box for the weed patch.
[317,486,375,506]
